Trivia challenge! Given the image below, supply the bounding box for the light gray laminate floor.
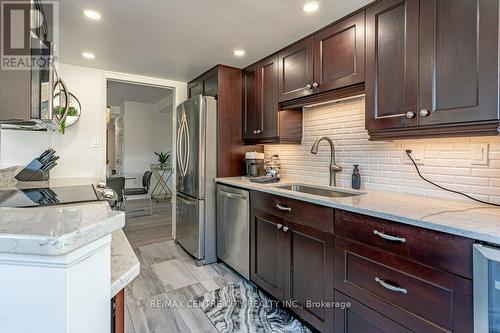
[124,199,173,249]
[123,198,243,333]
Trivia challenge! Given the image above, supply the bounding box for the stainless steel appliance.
[216,184,249,279]
[175,95,217,265]
[473,243,500,332]
[245,152,264,177]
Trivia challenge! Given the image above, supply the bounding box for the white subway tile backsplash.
[265,97,500,204]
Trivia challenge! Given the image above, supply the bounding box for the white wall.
[0,63,186,182]
[265,96,500,204]
[123,101,172,188]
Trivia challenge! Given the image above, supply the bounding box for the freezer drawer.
[216,185,249,279]
[176,193,205,260]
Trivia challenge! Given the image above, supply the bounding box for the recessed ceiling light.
[233,50,245,57]
[83,9,101,20]
[82,52,95,59]
[302,1,320,12]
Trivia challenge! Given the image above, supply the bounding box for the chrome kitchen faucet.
[311,136,342,187]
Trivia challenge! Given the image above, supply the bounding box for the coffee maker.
[245,152,264,177]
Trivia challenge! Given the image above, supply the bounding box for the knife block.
[15,159,50,181]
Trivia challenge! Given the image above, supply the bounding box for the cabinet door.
[313,12,365,93]
[419,0,499,125]
[278,38,314,102]
[259,55,279,139]
[188,80,203,98]
[365,0,419,131]
[250,209,285,300]
[334,291,414,333]
[286,223,334,333]
[242,64,260,140]
[202,71,218,97]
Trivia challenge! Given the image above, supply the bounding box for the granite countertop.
[216,177,500,245]
[111,229,139,298]
[0,201,125,255]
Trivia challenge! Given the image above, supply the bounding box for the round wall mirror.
[53,92,81,128]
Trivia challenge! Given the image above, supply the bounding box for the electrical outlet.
[471,144,489,165]
[403,145,425,165]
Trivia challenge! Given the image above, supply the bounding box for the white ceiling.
[107,81,173,107]
[58,0,372,82]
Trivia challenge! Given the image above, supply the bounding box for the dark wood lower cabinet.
[335,237,473,333]
[334,291,414,333]
[250,191,334,332]
[287,222,334,332]
[111,289,125,333]
[249,190,474,333]
[250,209,286,300]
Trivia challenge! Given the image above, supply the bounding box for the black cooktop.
[0,185,101,208]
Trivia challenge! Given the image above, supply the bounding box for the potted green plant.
[155,152,170,168]
[54,106,78,134]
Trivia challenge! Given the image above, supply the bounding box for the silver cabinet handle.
[373,230,406,243]
[256,129,262,134]
[218,189,247,200]
[375,277,407,294]
[306,84,312,89]
[282,226,289,232]
[312,82,319,88]
[277,223,283,230]
[419,109,430,117]
[276,203,291,212]
[405,111,416,119]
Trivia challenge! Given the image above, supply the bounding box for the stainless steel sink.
[276,184,364,198]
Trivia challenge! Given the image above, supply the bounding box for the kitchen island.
[0,200,139,333]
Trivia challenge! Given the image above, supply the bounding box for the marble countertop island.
[111,229,140,297]
[0,201,125,255]
[216,177,500,245]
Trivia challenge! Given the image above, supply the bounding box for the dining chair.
[124,171,153,215]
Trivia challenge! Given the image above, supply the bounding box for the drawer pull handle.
[276,203,292,212]
[277,224,283,230]
[282,226,289,232]
[373,230,406,243]
[375,277,408,294]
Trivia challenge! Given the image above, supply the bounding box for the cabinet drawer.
[334,291,414,333]
[335,210,473,278]
[251,191,333,234]
[335,238,473,333]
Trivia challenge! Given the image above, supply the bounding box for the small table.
[150,164,173,201]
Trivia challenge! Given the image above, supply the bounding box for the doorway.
[105,79,174,248]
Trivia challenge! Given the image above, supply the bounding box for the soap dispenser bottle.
[352,165,361,190]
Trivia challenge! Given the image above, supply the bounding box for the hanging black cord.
[405,150,500,208]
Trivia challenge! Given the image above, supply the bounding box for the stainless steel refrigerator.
[175,95,217,265]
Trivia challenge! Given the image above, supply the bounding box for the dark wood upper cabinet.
[242,55,302,144]
[187,67,218,98]
[187,65,263,177]
[242,64,260,140]
[278,38,314,102]
[313,11,365,93]
[365,0,419,132]
[418,0,499,126]
[366,0,500,139]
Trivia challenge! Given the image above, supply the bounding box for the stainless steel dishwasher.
[216,184,249,279]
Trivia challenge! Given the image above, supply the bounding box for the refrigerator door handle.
[183,117,190,177]
[176,118,184,175]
